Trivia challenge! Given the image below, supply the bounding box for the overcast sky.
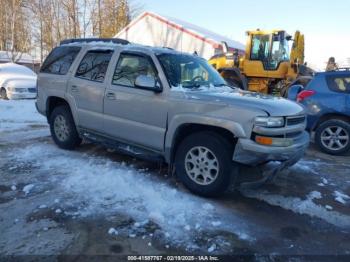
[139,0,350,70]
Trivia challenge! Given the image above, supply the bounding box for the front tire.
[49,105,82,150]
[315,119,350,155]
[174,131,236,197]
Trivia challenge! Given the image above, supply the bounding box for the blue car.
[288,69,350,155]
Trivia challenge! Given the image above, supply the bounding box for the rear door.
[103,52,168,151]
[67,49,114,132]
[38,45,81,102]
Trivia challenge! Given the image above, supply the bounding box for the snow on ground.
[0,100,47,132]
[292,159,323,175]
[241,189,350,228]
[333,191,350,205]
[10,142,254,251]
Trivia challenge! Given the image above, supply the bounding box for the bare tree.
[1,0,138,63]
[91,0,132,38]
[0,0,31,62]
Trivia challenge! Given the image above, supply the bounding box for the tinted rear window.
[326,75,350,93]
[75,50,113,82]
[41,46,81,75]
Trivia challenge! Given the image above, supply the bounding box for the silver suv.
[36,39,309,197]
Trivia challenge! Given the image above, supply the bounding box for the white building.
[115,12,245,60]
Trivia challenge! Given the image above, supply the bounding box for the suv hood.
[183,88,305,117]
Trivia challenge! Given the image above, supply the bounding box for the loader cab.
[248,30,291,71]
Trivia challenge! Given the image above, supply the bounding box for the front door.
[103,52,167,151]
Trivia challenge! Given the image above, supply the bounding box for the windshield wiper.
[182,82,202,89]
[213,83,227,87]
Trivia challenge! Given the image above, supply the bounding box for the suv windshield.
[157,53,227,89]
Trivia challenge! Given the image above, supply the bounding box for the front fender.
[164,114,247,162]
[1,79,11,89]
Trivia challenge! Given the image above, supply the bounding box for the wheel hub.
[54,115,69,142]
[184,146,219,186]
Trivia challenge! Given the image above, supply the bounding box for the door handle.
[71,85,79,92]
[106,92,116,100]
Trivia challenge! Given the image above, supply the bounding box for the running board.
[80,129,164,162]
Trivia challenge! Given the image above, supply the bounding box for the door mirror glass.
[135,75,162,92]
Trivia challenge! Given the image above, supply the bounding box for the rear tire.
[174,131,236,197]
[315,119,350,155]
[49,105,82,150]
[1,88,8,100]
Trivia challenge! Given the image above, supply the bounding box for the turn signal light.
[255,136,273,145]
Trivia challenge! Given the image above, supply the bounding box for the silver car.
[36,39,309,197]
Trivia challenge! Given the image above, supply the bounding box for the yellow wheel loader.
[209,30,313,95]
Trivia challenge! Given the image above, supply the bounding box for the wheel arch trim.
[46,95,79,127]
[164,114,246,163]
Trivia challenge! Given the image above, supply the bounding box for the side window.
[326,75,350,93]
[75,50,113,82]
[112,54,157,87]
[41,46,81,75]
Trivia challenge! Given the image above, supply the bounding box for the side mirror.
[287,84,303,101]
[135,75,162,93]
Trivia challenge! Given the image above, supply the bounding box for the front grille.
[287,116,306,126]
[28,88,36,93]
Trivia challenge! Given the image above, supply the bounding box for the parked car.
[288,69,350,155]
[0,63,37,99]
[36,39,309,197]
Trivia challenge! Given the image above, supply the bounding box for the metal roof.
[115,12,245,51]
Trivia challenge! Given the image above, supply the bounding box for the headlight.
[7,87,15,92]
[255,116,285,127]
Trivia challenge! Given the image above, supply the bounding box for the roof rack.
[59,38,130,46]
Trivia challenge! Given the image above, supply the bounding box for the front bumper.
[7,91,36,100]
[233,131,310,166]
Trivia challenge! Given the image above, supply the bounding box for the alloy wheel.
[320,126,349,151]
[54,115,70,142]
[184,146,220,186]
